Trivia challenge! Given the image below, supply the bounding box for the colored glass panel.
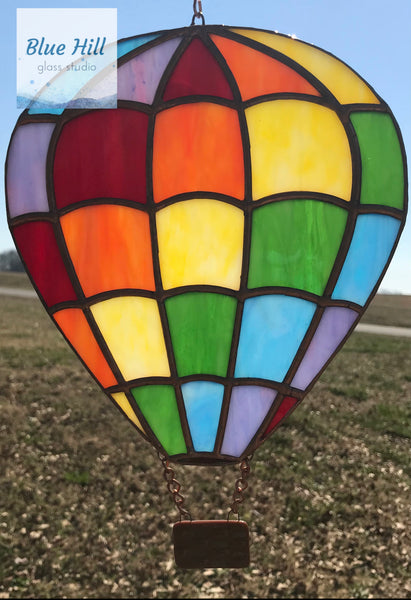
[291,307,358,390]
[246,100,352,201]
[6,123,54,218]
[54,308,117,388]
[332,214,401,306]
[163,38,233,101]
[235,295,317,381]
[232,29,379,105]
[54,109,149,208]
[211,35,320,100]
[91,297,170,380]
[181,381,224,452]
[264,396,298,436]
[29,105,63,116]
[152,103,244,202]
[111,392,145,432]
[165,292,237,377]
[156,199,244,290]
[350,112,405,210]
[221,386,277,457]
[248,200,347,294]
[118,37,181,104]
[6,25,408,468]
[61,204,155,297]
[117,33,162,59]
[132,385,187,456]
[12,221,77,306]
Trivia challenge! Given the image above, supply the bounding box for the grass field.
[1,273,410,598]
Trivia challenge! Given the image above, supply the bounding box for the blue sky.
[1,0,410,293]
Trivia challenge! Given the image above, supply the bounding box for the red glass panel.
[12,221,77,306]
[263,396,298,436]
[53,109,149,209]
[163,38,233,101]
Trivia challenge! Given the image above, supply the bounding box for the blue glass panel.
[29,106,64,116]
[221,386,277,457]
[181,381,224,452]
[235,295,316,381]
[117,33,161,59]
[332,214,401,305]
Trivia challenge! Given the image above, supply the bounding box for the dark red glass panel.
[163,38,233,101]
[12,221,77,307]
[53,109,149,209]
[263,396,298,437]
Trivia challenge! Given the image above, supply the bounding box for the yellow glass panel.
[54,308,117,389]
[246,100,352,201]
[156,199,244,290]
[91,297,170,380]
[232,29,379,105]
[111,392,145,433]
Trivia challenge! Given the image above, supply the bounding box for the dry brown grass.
[362,294,411,328]
[1,274,411,598]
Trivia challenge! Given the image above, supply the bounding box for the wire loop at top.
[191,0,205,25]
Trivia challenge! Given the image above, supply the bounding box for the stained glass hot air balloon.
[5,5,407,567]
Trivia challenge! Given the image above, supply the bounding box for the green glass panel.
[350,112,405,209]
[165,292,237,376]
[131,385,187,456]
[248,199,348,295]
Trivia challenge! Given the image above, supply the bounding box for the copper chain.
[228,455,253,519]
[159,453,192,521]
[159,452,252,522]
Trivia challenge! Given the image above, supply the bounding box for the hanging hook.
[191,0,205,26]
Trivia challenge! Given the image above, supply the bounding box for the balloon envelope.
[6,25,407,464]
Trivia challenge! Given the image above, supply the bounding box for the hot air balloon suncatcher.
[5,1,407,568]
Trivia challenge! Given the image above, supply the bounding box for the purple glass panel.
[221,386,277,457]
[291,306,358,390]
[6,123,55,218]
[118,38,181,104]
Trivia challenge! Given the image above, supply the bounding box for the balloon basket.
[159,452,252,568]
[173,519,249,569]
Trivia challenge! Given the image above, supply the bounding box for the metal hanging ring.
[191,0,205,25]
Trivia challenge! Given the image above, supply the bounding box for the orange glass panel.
[231,29,380,105]
[54,308,117,388]
[61,204,155,297]
[211,35,320,100]
[152,103,244,203]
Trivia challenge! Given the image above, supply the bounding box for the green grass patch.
[359,402,411,439]
[329,385,368,401]
[64,470,91,486]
